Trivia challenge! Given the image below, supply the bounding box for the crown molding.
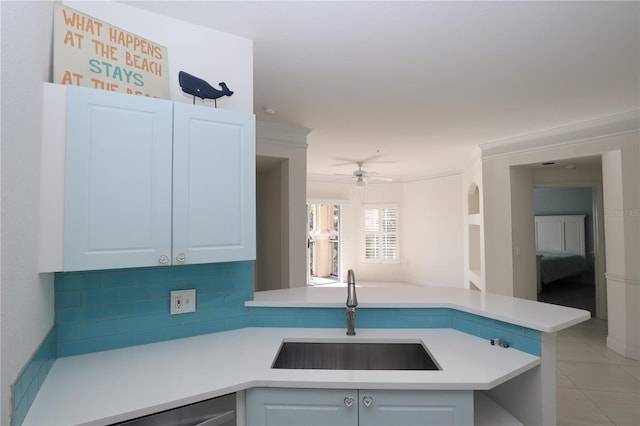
[480,111,640,159]
[257,120,311,149]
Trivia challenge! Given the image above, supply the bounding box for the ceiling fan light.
[356,177,366,187]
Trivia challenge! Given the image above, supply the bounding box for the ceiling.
[125,1,639,182]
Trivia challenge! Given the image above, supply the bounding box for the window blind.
[363,205,399,262]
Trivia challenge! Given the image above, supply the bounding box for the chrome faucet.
[346,269,358,336]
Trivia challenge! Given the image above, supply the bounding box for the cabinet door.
[358,390,473,426]
[246,388,358,426]
[64,86,173,271]
[172,103,256,265]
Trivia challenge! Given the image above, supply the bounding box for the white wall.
[64,1,253,112]
[0,2,254,424]
[601,146,640,359]
[308,177,464,286]
[462,156,484,290]
[482,159,517,296]
[257,121,310,288]
[1,3,56,425]
[256,160,285,291]
[403,175,464,287]
[509,166,537,300]
[307,181,353,203]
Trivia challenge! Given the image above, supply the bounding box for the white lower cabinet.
[246,388,473,426]
[358,389,473,426]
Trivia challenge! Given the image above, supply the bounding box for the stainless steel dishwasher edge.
[112,392,236,426]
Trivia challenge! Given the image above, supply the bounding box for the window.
[362,204,399,263]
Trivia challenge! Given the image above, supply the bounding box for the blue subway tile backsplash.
[11,327,56,426]
[54,263,542,358]
[451,310,541,356]
[249,306,540,356]
[55,261,254,357]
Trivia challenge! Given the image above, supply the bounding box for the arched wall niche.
[468,183,480,215]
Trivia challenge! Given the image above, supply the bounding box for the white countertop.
[24,327,539,425]
[247,284,590,332]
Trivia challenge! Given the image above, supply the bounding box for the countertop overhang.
[247,285,591,332]
[24,327,540,425]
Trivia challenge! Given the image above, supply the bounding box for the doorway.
[534,187,597,316]
[511,155,606,319]
[307,204,341,285]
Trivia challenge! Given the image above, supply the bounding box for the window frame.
[361,203,400,264]
[307,203,342,281]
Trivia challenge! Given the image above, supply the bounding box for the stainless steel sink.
[271,341,440,370]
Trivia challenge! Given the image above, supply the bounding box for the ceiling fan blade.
[358,154,383,165]
[333,174,361,182]
[329,157,362,167]
[367,175,393,182]
[360,169,392,179]
[329,155,395,167]
[333,177,358,183]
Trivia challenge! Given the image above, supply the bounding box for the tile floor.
[538,274,596,317]
[556,318,640,426]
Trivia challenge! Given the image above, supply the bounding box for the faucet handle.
[346,269,358,308]
[347,285,358,308]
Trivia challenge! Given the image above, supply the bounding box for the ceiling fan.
[336,162,393,186]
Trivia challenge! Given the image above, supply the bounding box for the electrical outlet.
[170,289,196,315]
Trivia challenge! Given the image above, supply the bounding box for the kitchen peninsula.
[24,285,588,425]
[246,284,589,426]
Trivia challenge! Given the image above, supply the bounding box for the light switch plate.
[170,289,196,315]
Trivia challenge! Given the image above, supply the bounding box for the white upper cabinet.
[64,86,174,271]
[39,84,256,272]
[172,102,256,265]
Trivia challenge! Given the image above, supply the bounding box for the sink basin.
[272,341,440,370]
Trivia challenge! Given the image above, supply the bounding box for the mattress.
[537,251,588,285]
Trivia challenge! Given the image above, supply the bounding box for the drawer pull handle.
[362,395,373,407]
[344,396,354,407]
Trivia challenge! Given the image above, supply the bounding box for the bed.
[535,215,588,293]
